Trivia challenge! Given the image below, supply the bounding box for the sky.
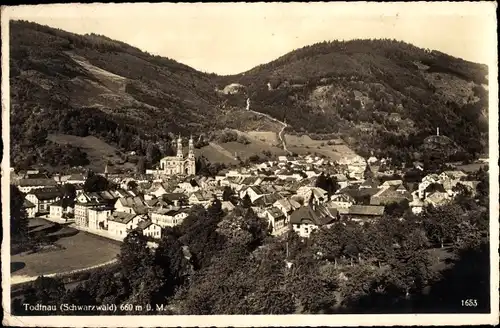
[5,2,497,75]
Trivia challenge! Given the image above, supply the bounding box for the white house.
[88,206,113,231]
[289,202,337,238]
[138,220,163,239]
[107,213,145,238]
[264,207,288,236]
[151,209,189,228]
[17,178,58,193]
[329,193,355,209]
[26,188,63,214]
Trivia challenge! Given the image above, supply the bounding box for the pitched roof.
[117,196,145,208]
[163,192,187,201]
[274,198,301,212]
[347,205,385,216]
[107,212,138,224]
[28,188,63,200]
[266,206,285,219]
[18,178,57,187]
[137,219,154,230]
[360,178,380,189]
[23,199,36,208]
[253,193,284,207]
[289,204,336,226]
[381,179,404,187]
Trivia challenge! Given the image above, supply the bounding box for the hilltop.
[10,21,489,169]
[215,40,488,163]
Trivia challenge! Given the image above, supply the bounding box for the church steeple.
[176,135,183,158]
[188,135,195,159]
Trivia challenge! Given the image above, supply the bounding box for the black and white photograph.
[1,2,498,327]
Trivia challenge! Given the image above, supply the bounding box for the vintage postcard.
[1,2,498,327]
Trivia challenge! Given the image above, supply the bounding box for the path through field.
[246,98,292,155]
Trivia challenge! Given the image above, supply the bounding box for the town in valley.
[6,9,493,319]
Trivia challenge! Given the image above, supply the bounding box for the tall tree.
[11,185,28,243]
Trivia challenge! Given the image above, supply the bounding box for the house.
[149,183,170,198]
[370,186,412,206]
[88,206,114,231]
[239,186,267,203]
[49,200,65,220]
[278,156,289,162]
[65,174,86,185]
[338,205,385,222]
[151,209,189,227]
[381,179,404,187]
[25,188,63,214]
[264,207,288,236]
[273,198,301,218]
[359,178,380,189]
[188,191,213,206]
[74,192,108,227]
[289,202,338,238]
[333,174,349,189]
[424,191,451,207]
[114,196,147,214]
[160,192,187,207]
[329,193,355,209]
[107,212,145,238]
[23,199,36,218]
[409,192,425,214]
[138,220,163,239]
[221,201,236,212]
[296,186,328,203]
[252,192,284,208]
[176,181,200,194]
[17,178,58,193]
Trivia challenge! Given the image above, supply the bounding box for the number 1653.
[461,299,478,307]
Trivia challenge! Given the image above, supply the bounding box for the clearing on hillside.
[48,134,135,172]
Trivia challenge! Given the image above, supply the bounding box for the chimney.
[436,127,440,136]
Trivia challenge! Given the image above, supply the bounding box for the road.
[246,98,292,155]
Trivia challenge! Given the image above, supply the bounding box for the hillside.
[10,21,489,169]
[215,40,489,164]
[9,20,278,169]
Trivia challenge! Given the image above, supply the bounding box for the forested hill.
[11,20,489,169]
[216,39,489,163]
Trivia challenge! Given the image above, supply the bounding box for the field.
[11,218,121,283]
[284,134,357,160]
[47,133,136,172]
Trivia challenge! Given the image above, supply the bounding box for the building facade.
[159,136,196,176]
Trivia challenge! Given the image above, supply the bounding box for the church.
[159,135,196,176]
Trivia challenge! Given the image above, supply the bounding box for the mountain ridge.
[10,20,489,169]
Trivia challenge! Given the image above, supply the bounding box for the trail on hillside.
[246,98,292,155]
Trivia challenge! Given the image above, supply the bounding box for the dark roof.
[18,178,57,187]
[266,207,285,219]
[23,199,36,208]
[137,219,154,230]
[360,178,380,189]
[289,204,336,226]
[28,188,63,200]
[163,193,187,201]
[252,193,284,207]
[107,212,138,224]
[347,205,385,216]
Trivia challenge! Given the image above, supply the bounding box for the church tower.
[185,135,196,175]
[188,135,195,160]
[176,135,183,158]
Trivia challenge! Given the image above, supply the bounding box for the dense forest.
[11,167,490,315]
[10,21,489,169]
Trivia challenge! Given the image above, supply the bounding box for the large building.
[159,135,196,176]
